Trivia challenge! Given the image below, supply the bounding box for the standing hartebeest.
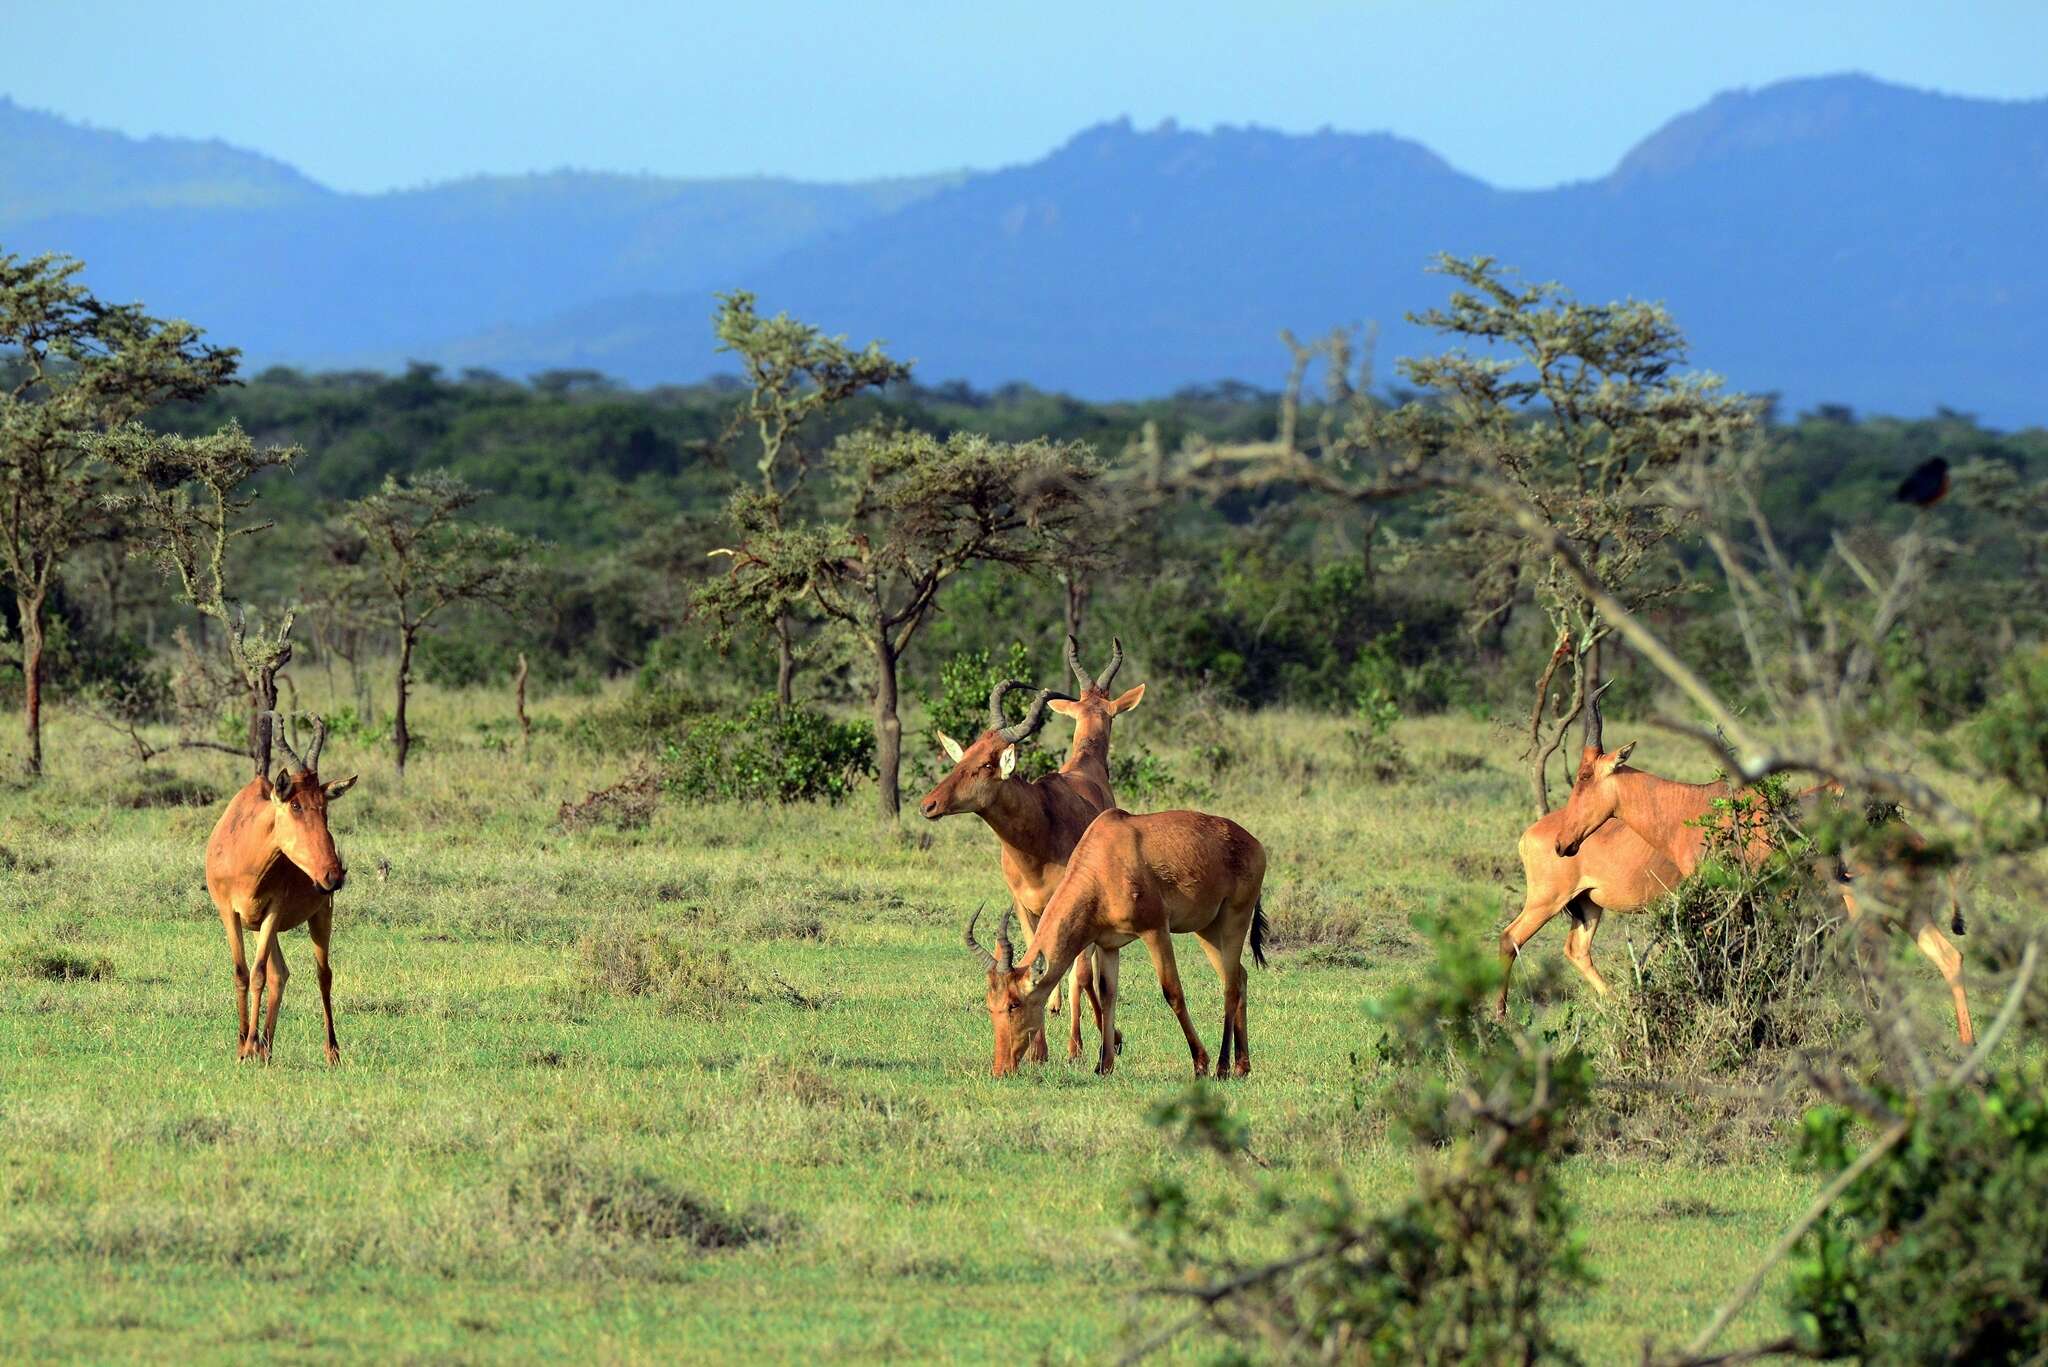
[204,712,357,1063]
[1553,741,1973,1044]
[918,637,1145,1062]
[964,807,1267,1078]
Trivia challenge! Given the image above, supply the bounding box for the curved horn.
[988,678,1026,733]
[963,902,996,969]
[304,715,328,774]
[996,688,1068,745]
[1065,635,1091,692]
[1583,677,1612,753]
[995,907,1016,975]
[1094,637,1124,691]
[267,711,306,773]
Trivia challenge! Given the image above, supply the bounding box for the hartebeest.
[964,807,1268,1078]
[1496,798,1684,1019]
[204,712,357,1063]
[1553,741,1973,1044]
[918,637,1145,1062]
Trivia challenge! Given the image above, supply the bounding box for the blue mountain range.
[3,75,2043,424]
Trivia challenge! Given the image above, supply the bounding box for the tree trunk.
[873,629,902,823]
[1061,572,1087,641]
[249,657,283,777]
[514,652,532,754]
[1582,637,1604,752]
[393,630,415,777]
[17,592,44,779]
[774,614,795,707]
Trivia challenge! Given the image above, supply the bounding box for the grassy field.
[0,683,2000,1362]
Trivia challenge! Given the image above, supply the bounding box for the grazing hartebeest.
[964,808,1268,1078]
[204,712,357,1063]
[918,637,1146,1062]
[1553,741,1973,1044]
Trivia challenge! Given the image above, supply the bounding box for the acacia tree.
[1381,257,1754,811]
[702,428,1099,823]
[337,471,534,776]
[1174,258,1752,813]
[711,291,910,704]
[95,421,301,772]
[0,252,236,775]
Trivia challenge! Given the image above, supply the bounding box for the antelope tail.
[1250,899,1270,969]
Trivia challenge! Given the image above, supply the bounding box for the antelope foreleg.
[1497,893,1571,1019]
[246,910,284,1063]
[219,905,252,1055]
[308,906,339,1065]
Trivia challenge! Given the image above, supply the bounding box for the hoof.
[326,1046,341,1066]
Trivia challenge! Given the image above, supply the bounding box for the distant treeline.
[14,361,2046,734]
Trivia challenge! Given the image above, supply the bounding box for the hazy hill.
[3,77,2044,423]
[1,98,955,363]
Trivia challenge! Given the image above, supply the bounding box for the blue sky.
[4,1,2044,192]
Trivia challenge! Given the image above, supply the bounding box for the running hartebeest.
[1553,741,1973,1044]
[964,807,1268,1078]
[918,637,1145,1062]
[1495,795,1685,1019]
[204,712,357,1063]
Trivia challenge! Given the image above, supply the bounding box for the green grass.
[0,686,2001,1362]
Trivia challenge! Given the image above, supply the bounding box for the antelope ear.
[272,769,294,798]
[1608,741,1637,771]
[1047,698,1081,718]
[937,731,965,764]
[325,775,359,801]
[1111,683,1146,715]
[998,745,1018,779]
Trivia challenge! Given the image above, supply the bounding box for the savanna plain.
[0,684,2008,1363]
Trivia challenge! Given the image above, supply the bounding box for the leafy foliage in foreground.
[1790,1069,2048,1363]
[1129,919,1590,1363]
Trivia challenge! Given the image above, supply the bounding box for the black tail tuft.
[1953,907,1967,937]
[1250,899,1269,969]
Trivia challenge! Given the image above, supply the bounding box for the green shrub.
[1789,1068,2048,1362]
[1967,645,2048,848]
[568,681,709,755]
[1344,684,1411,782]
[659,697,873,805]
[918,644,1061,780]
[1129,917,1590,1363]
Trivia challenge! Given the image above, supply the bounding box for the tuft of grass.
[121,773,219,809]
[5,943,115,982]
[557,767,659,832]
[578,921,752,1019]
[502,1143,780,1249]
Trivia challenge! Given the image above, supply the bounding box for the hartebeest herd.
[201,638,1974,1076]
